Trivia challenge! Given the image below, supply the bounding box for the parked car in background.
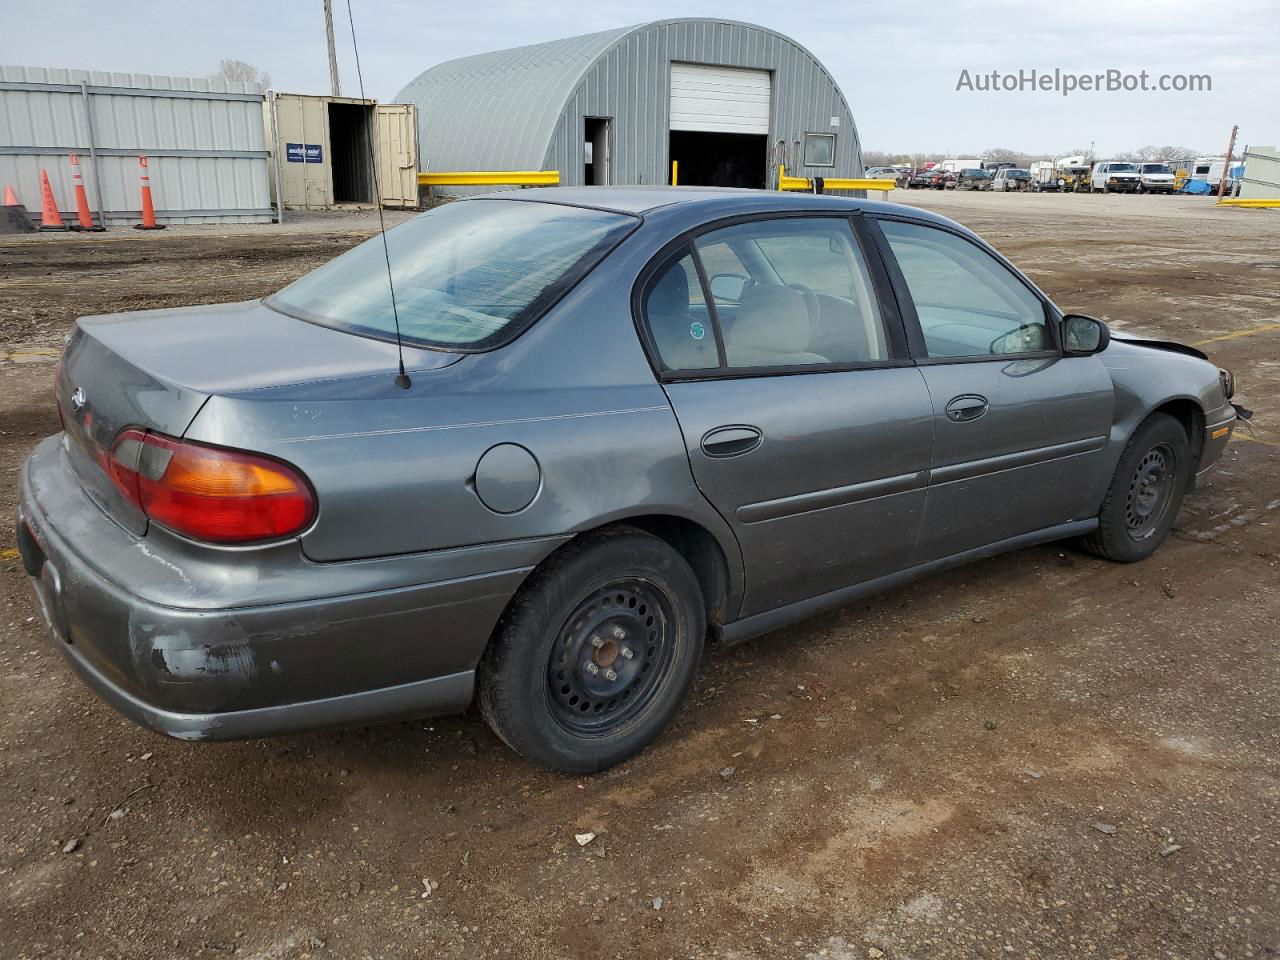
[1137,163,1176,194]
[909,168,950,189]
[1091,162,1142,193]
[990,168,1032,192]
[954,168,992,190]
[864,166,903,186]
[18,188,1241,773]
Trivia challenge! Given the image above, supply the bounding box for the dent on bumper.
[18,436,534,739]
[57,642,475,741]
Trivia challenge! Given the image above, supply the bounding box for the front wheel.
[478,527,706,773]
[1080,413,1191,562]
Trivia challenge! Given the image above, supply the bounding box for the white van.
[1136,162,1176,194]
[1091,161,1141,193]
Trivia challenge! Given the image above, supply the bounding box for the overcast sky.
[3,0,1274,156]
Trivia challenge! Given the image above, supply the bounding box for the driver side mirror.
[1061,314,1111,355]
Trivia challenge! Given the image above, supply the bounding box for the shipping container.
[265,93,418,210]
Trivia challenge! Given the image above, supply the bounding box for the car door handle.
[945,394,989,422]
[701,425,763,458]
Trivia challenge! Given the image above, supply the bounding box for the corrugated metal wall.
[1240,146,1280,200]
[0,65,272,225]
[548,20,862,186]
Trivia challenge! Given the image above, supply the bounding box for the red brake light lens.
[106,430,315,544]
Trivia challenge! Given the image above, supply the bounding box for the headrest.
[728,285,810,354]
[648,263,690,315]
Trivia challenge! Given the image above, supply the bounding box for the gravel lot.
[1,193,1277,960]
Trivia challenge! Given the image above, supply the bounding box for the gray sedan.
[17,188,1240,772]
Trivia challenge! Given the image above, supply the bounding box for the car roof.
[453,186,969,236]
[482,186,947,222]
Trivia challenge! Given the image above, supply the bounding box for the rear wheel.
[1080,413,1192,562]
[478,527,705,773]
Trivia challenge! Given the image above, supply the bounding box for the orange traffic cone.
[38,169,67,230]
[68,153,103,231]
[3,185,18,206]
[134,156,165,230]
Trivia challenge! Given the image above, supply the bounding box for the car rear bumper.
[17,435,539,741]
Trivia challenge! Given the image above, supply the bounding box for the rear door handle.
[701,425,763,458]
[945,394,989,422]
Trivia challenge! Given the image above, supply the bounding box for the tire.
[478,526,706,773]
[1080,413,1192,563]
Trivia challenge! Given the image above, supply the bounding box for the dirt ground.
[1,194,1277,960]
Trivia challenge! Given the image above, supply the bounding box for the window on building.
[803,133,836,167]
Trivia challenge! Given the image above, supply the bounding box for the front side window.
[803,133,836,167]
[878,219,1050,358]
[267,199,636,351]
[693,218,888,369]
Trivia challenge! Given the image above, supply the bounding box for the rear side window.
[267,199,636,351]
[878,219,1049,358]
[643,253,720,372]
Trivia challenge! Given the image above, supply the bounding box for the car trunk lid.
[56,299,459,536]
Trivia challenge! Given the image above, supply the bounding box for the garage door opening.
[328,102,375,204]
[669,131,767,188]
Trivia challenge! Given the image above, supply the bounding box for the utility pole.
[1217,125,1238,199]
[323,0,341,97]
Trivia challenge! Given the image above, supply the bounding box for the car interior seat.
[726,284,829,367]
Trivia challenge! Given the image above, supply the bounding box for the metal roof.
[395,25,635,172]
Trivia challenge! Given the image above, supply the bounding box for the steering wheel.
[786,283,820,325]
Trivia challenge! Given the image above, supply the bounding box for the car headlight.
[1219,367,1235,399]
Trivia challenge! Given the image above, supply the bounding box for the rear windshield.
[266,199,637,351]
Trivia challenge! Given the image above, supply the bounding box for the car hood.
[1111,333,1208,361]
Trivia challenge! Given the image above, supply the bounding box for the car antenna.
[346,0,411,389]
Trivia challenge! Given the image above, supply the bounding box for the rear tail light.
[106,429,315,544]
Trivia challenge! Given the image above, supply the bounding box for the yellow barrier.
[776,165,896,194]
[1216,197,1280,208]
[671,160,678,186]
[417,170,561,187]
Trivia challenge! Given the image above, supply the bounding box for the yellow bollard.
[671,160,678,186]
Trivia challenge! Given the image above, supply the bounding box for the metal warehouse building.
[396,18,862,191]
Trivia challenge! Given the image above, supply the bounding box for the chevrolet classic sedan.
[18,188,1239,773]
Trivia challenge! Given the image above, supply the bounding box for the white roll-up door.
[669,63,771,134]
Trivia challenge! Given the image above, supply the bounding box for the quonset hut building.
[395,19,862,191]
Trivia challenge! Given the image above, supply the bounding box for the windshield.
[1109,163,1137,172]
[267,200,637,351]
[1008,170,1029,178]
[1141,164,1172,174]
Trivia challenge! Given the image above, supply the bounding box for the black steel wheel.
[1080,413,1192,563]
[478,526,705,773]
[546,578,676,735]
[1124,443,1177,541]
